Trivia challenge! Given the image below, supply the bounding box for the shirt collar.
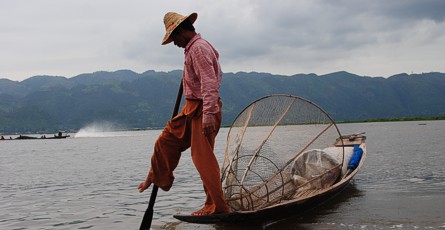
[185,33,201,54]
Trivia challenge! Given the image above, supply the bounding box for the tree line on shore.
[1,70,444,134]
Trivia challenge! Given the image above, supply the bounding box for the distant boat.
[1,132,70,140]
[14,135,39,140]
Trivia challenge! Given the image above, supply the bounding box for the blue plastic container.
[348,145,363,170]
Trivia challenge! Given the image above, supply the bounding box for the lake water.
[1,121,444,229]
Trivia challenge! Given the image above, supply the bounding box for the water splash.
[74,121,123,138]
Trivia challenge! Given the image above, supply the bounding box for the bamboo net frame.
[221,95,344,211]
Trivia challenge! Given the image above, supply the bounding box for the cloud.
[1,0,444,80]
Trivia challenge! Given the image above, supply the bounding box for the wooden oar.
[139,80,183,230]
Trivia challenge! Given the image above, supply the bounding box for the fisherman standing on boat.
[138,12,231,216]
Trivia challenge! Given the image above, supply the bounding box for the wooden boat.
[14,135,40,140]
[174,133,366,224]
[174,95,367,225]
[2,132,71,140]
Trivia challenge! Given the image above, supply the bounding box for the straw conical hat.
[162,12,197,45]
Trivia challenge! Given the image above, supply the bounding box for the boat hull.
[1,134,71,140]
[174,137,366,224]
[174,179,352,224]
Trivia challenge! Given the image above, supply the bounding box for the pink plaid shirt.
[183,34,222,124]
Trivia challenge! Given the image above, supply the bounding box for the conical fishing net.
[221,95,344,211]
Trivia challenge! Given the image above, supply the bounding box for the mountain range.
[1,70,444,133]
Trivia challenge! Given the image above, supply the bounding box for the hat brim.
[162,13,197,45]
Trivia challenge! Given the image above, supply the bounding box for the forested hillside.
[1,70,444,133]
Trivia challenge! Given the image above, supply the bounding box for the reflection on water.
[1,121,444,229]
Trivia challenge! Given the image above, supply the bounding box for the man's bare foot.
[191,206,211,216]
[191,207,231,216]
[191,210,211,216]
[137,180,152,193]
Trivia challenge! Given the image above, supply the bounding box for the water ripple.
[1,123,444,229]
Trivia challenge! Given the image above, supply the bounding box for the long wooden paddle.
[139,80,183,230]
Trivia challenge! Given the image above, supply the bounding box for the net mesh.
[221,95,343,211]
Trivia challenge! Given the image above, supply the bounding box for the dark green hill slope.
[0,71,444,133]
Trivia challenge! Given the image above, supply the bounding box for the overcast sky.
[1,0,444,81]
